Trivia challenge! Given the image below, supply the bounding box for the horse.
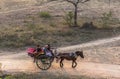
[55,51,84,68]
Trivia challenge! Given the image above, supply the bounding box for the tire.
[36,56,51,70]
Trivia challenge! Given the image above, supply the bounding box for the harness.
[69,52,77,58]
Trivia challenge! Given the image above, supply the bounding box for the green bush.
[63,11,74,27]
[101,11,113,28]
[50,22,56,27]
[4,76,14,79]
[39,11,51,19]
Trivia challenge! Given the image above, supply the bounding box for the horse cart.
[27,47,84,70]
[27,48,55,70]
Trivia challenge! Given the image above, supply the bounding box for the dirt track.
[0,36,120,79]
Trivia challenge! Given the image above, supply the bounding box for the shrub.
[50,22,56,27]
[39,11,51,19]
[101,11,113,28]
[63,11,74,27]
[4,75,14,79]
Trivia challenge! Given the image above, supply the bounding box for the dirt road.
[0,53,120,79]
[0,36,120,79]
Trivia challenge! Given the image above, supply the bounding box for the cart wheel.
[36,58,51,70]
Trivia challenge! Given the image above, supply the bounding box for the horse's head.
[75,51,84,58]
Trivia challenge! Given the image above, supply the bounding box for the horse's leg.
[56,58,59,63]
[56,56,60,63]
[60,58,64,68]
[72,60,77,68]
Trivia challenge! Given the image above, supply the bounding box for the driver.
[43,44,52,57]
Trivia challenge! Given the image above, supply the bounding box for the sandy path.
[57,35,120,52]
[0,36,120,79]
[0,56,120,79]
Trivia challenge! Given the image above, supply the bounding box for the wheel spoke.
[36,57,51,70]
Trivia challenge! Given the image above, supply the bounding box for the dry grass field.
[0,0,120,48]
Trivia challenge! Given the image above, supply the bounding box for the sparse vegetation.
[0,0,119,49]
[101,11,113,28]
[0,21,120,49]
[39,11,51,19]
[63,11,74,27]
[2,73,106,79]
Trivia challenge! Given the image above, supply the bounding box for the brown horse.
[56,51,84,68]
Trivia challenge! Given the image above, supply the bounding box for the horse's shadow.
[60,68,71,78]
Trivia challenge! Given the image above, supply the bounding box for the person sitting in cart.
[43,44,52,57]
[35,45,44,55]
[33,45,44,62]
[34,45,44,57]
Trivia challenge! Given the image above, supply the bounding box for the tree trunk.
[74,4,78,27]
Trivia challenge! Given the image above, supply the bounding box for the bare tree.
[65,0,90,27]
[109,0,111,6]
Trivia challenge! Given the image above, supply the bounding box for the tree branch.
[76,0,80,4]
[65,0,76,5]
[65,0,90,5]
[79,0,90,3]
